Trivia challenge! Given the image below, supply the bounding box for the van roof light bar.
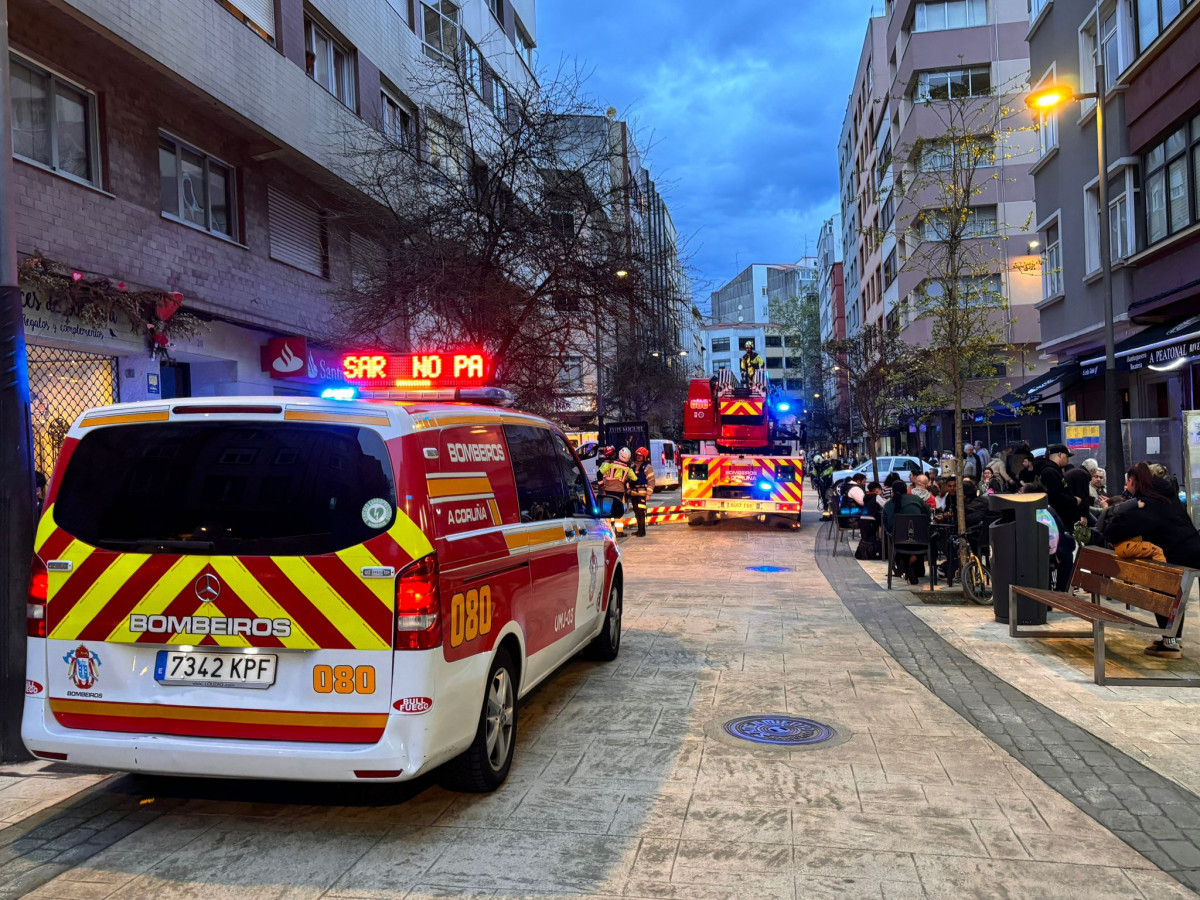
[363,387,516,408]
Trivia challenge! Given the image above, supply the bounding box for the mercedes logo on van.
[195,573,221,604]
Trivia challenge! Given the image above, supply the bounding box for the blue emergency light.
[320,387,358,401]
[757,479,774,493]
[777,402,791,412]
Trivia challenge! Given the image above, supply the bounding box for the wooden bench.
[1010,546,1200,686]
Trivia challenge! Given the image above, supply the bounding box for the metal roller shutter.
[228,0,275,38]
[268,187,326,277]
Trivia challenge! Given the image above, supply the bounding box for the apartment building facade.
[9,0,536,476]
[705,260,818,403]
[817,217,849,432]
[839,16,889,339]
[1028,0,1199,489]
[839,0,1058,452]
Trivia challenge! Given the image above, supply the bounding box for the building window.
[268,186,327,277]
[464,40,483,96]
[9,54,99,186]
[1034,67,1059,157]
[883,248,899,287]
[487,0,503,22]
[1081,2,1134,102]
[1042,218,1063,298]
[1143,117,1197,247]
[879,193,895,232]
[490,76,509,122]
[1030,0,1051,24]
[711,337,731,354]
[921,205,997,240]
[305,18,356,109]
[914,0,988,32]
[426,114,463,177]
[1084,172,1134,270]
[549,211,574,242]
[915,66,992,101]
[422,0,460,63]
[159,134,236,239]
[381,88,415,148]
[1135,0,1191,53]
[516,19,535,69]
[216,0,275,42]
[918,136,995,171]
[766,335,783,348]
[558,356,584,391]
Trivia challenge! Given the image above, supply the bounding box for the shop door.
[27,344,119,480]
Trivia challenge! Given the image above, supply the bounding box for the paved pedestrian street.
[3,509,1200,899]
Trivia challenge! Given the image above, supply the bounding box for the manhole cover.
[721,715,837,747]
[746,565,791,573]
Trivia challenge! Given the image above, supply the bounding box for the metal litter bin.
[989,493,1049,625]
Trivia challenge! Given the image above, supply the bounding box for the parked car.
[832,456,937,487]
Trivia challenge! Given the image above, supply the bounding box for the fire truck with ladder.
[681,367,804,529]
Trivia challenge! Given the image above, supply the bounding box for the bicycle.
[943,525,992,605]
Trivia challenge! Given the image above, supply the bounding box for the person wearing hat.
[739,341,765,388]
[629,447,656,537]
[1037,443,1082,591]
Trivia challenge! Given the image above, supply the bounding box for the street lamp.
[1026,66,1123,474]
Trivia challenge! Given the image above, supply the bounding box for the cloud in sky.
[537,0,879,306]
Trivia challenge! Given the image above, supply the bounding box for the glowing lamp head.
[1026,86,1073,111]
[777,402,791,412]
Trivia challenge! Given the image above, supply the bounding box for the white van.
[650,439,680,491]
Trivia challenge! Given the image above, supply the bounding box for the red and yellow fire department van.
[23,378,624,790]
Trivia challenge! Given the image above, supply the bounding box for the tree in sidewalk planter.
[605,339,690,438]
[330,55,673,418]
[889,73,1034,568]
[821,324,918,485]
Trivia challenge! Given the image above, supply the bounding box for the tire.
[963,558,992,605]
[443,648,518,792]
[688,516,704,527]
[586,581,622,661]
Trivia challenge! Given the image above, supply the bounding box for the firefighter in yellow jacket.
[740,341,764,387]
[598,448,636,533]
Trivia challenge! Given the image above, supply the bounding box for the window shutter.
[268,187,326,277]
[228,0,275,38]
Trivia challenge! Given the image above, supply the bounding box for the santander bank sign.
[260,337,349,384]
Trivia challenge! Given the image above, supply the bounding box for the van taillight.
[395,554,441,650]
[28,556,48,638]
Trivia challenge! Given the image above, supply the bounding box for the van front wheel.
[443,648,517,792]
[586,582,622,661]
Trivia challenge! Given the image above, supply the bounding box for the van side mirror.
[598,496,624,519]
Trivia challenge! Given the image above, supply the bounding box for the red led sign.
[341,352,491,389]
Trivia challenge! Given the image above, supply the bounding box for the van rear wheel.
[443,648,517,793]
[586,582,622,661]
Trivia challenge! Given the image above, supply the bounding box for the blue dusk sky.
[538,1,880,309]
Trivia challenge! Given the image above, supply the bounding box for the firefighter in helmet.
[597,447,635,532]
[740,341,764,387]
[629,446,656,537]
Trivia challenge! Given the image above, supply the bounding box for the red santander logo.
[25,680,43,696]
[393,697,432,714]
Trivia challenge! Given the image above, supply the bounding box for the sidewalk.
[0,761,108,827]
[827,513,1200,798]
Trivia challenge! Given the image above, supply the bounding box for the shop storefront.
[21,282,343,477]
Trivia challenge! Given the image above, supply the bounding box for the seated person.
[881,482,932,585]
[843,473,867,509]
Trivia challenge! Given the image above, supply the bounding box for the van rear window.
[54,422,396,556]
